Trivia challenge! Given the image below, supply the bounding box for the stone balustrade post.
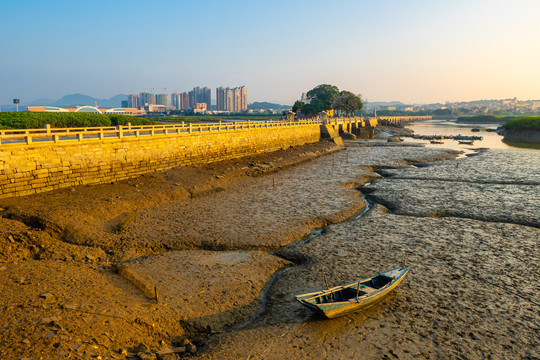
[44,124,51,134]
[117,125,123,138]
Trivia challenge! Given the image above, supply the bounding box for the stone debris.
[39,293,53,300]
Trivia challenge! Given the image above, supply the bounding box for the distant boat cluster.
[405,134,483,145]
[407,134,483,141]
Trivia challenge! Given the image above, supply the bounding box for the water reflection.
[403,119,520,150]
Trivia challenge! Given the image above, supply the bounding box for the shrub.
[502,117,540,131]
[0,112,156,129]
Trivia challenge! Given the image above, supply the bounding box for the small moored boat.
[458,140,474,145]
[294,267,408,319]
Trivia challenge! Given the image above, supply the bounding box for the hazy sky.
[1,0,539,105]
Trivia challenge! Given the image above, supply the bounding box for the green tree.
[306,84,340,109]
[292,100,304,113]
[300,99,328,116]
[433,108,452,116]
[332,91,363,116]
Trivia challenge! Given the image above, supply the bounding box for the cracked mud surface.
[1,140,538,359]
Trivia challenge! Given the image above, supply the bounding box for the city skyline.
[1,0,539,106]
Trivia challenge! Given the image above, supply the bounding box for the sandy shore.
[1,139,538,359]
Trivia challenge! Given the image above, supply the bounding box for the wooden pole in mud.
[324,274,330,291]
[273,177,275,188]
[155,287,159,303]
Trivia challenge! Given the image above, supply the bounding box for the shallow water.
[404,118,525,151]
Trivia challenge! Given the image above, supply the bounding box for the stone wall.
[0,124,322,199]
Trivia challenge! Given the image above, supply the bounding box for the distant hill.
[52,94,98,107]
[366,101,406,107]
[248,102,290,110]
[1,93,127,111]
[52,93,126,108]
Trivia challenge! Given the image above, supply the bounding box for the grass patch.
[502,117,540,131]
[0,112,156,130]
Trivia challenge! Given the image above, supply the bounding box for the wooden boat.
[430,140,444,144]
[458,140,474,145]
[294,267,408,319]
[454,135,483,141]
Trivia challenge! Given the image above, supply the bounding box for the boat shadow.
[183,289,403,340]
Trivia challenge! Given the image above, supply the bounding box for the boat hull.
[294,267,408,319]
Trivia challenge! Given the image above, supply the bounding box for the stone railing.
[0,119,326,146]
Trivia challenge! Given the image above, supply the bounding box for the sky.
[1,0,539,106]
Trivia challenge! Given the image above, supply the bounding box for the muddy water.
[193,141,539,359]
[365,149,540,227]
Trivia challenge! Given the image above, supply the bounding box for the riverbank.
[1,139,538,359]
[500,128,540,145]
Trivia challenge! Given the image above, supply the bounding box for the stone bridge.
[0,116,429,199]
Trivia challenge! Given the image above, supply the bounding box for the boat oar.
[356,281,360,300]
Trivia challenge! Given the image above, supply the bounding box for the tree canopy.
[332,91,363,115]
[306,84,340,107]
[294,84,363,116]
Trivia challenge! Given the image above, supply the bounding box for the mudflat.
[1,140,538,360]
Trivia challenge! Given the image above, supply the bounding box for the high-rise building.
[216,87,226,111]
[170,93,182,110]
[226,88,234,112]
[155,93,169,107]
[233,87,241,113]
[121,100,128,108]
[216,86,247,113]
[240,86,247,112]
[181,92,190,109]
[189,87,211,111]
[127,94,139,108]
[139,92,155,107]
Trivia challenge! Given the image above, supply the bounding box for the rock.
[84,345,99,357]
[119,348,128,356]
[387,136,402,143]
[133,343,149,353]
[58,349,68,356]
[39,293,54,300]
[21,339,29,344]
[42,316,62,324]
[138,352,156,360]
[341,132,357,140]
[44,332,56,339]
[71,343,84,351]
[85,254,96,261]
[186,343,197,354]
